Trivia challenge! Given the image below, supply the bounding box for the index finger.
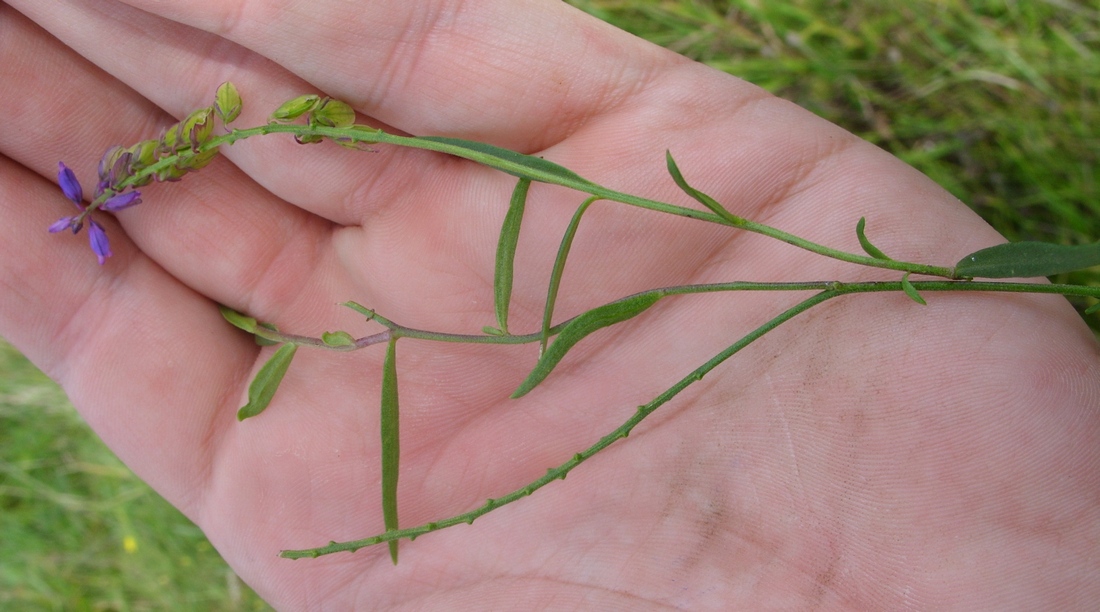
[115,0,687,150]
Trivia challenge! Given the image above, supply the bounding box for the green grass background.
[3,1,1097,608]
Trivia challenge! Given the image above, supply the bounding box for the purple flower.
[87,221,112,265]
[47,216,82,234]
[58,162,83,204]
[50,160,141,265]
[101,191,142,211]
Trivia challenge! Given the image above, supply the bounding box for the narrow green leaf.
[540,197,599,355]
[380,338,400,564]
[856,217,892,260]
[900,273,926,305]
[665,151,744,225]
[482,326,505,336]
[219,305,257,333]
[321,331,356,347]
[1085,302,1100,315]
[237,343,298,421]
[513,292,662,398]
[955,241,1100,278]
[494,178,530,333]
[416,136,593,185]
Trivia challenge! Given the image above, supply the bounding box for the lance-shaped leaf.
[219,305,258,333]
[955,241,1100,279]
[856,217,893,260]
[666,151,745,225]
[237,343,298,421]
[494,178,531,333]
[219,307,281,345]
[901,273,927,305]
[380,338,401,564]
[416,136,593,185]
[540,197,598,355]
[512,292,662,398]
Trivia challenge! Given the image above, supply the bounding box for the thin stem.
[279,289,840,558]
[252,280,1100,350]
[96,121,958,279]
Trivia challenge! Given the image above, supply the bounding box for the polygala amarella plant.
[50,83,1100,563]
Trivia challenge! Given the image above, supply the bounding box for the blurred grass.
[570,0,1100,310]
[0,340,271,610]
[3,1,1098,608]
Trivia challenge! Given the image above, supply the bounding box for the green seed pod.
[155,163,189,182]
[310,98,355,128]
[270,94,320,123]
[214,81,242,124]
[182,107,215,152]
[158,122,182,157]
[180,147,220,171]
[126,139,160,186]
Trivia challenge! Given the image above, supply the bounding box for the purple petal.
[57,162,84,205]
[88,221,112,265]
[48,216,76,233]
[101,191,142,212]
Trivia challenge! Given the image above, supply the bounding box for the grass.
[570,0,1100,303]
[3,1,1098,607]
[0,340,271,610]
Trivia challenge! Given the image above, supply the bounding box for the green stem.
[93,122,957,279]
[253,280,1100,350]
[279,289,840,558]
[278,275,1100,558]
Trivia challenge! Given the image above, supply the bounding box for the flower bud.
[214,81,242,124]
[97,146,133,192]
[310,98,355,128]
[270,94,320,123]
[97,146,124,183]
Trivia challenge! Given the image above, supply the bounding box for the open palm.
[2,1,1098,609]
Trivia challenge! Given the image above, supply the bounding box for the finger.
[113,0,679,150]
[0,150,256,517]
[2,0,727,333]
[0,4,355,329]
[104,0,1008,277]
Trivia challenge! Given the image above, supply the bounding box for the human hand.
[2,0,1098,608]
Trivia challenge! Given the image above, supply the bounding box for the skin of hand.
[2,0,1099,609]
